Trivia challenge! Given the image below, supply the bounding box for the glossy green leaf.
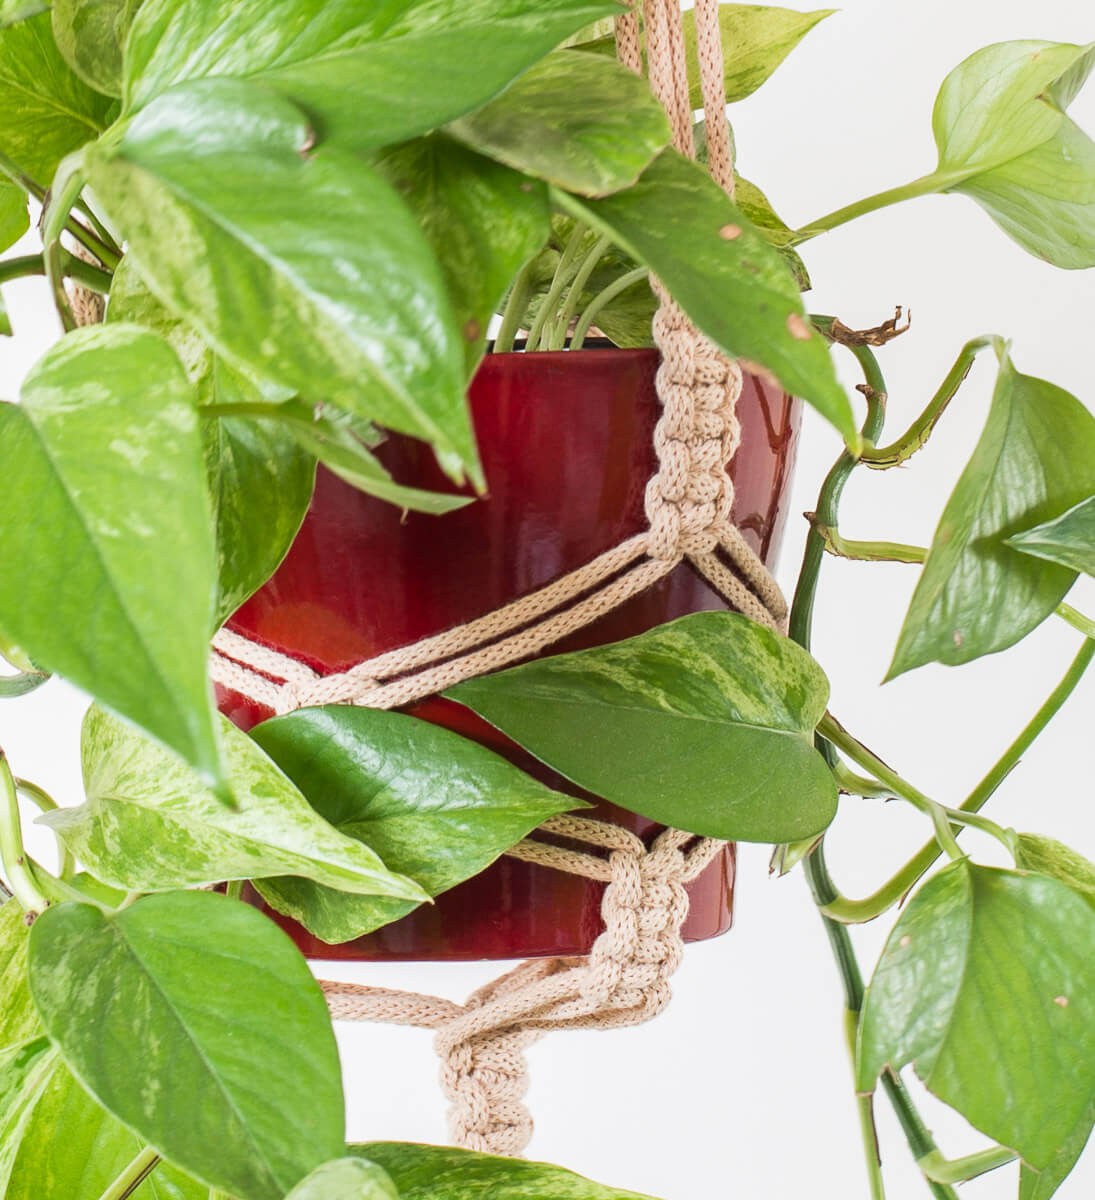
[355,1143,660,1199]
[284,1158,399,1200]
[0,181,28,253]
[932,41,1095,268]
[0,0,49,27]
[0,900,211,1200]
[1019,1094,1095,1200]
[28,892,345,1200]
[734,174,811,289]
[374,133,550,370]
[250,706,581,942]
[43,704,427,902]
[124,0,619,148]
[52,0,140,94]
[106,258,316,625]
[0,325,227,791]
[449,51,670,197]
[0,12,111,185]
[889,352,1095,677]
[556,150,856,445]
[1007,494,1095,578]
[0,291,9,337]
[857,861,1095,1169]
[447,612,837,843]
[87,77,481,483]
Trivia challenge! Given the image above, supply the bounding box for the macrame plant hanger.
[208,0,789,1159]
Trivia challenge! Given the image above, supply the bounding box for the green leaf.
[355,1143,661,1199]
[556,149,856,446]
[856,861,1095,1169]
[932,41,1095,268]
[283,407,471,515]
[250,706,581,943]
[0,291,9,337]
[284,1158,399,1200]
[1016,834,1095,907]
[734,174,811,289]
[374,133,550,371]
[0,901,211,1200]
[0,12,111,186]
[43,704,428,902]
[107,258,318,625]
[448,51,670,197]
[28,892,345,1200]
[0,0,49,28]
[87,77,481,484]
[683,4,834,106]
[446,611,837,843]
[577,5,833,107]
[1007,494,1095,579]
[0,181,28,253]
[124,0,620,149]
[0,325,227,792]
[1019,1095,1095,1200]
[889,352,1095,677]
[51,0,140,95]
[203,372,316,627]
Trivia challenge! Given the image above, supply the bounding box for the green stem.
[0,149,44,202]
[813,524,927,564]
[571,266,649,351]
[791,343,958,1200]
[494,257,537,354]
[16,780,76,880]
[0,254,45,285]
[548,234,609,350]
[860,337,997,468]
[917,1147,1017,1185]
[1057,603,1095,641]
[938,806,1018,860]
[846,1007,886,1200]
[0,252,110,293]
[0,750,50,915]
[97,1147,161,1200]
[822,638,1095,923]
[526,224,587,352]
[792,171,955,245]
[820,714,965,861]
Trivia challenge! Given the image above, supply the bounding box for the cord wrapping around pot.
[206,0,788,1161]
[320,818,724,1157]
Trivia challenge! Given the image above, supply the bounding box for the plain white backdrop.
[2,2,1095,1197]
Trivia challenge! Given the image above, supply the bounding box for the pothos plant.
[0,0,1093,1197]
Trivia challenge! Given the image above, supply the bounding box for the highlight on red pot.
[0,2,1093,1198]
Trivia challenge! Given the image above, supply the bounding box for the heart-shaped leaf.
[556,149,856,446]
[374,134,550,371]
[28,892,345,1200]
[42,704,427,903]
[930,40,1095,268]
[285,1158,399,1200]
[250,706,582,942]
[448,51,670,197]
[446,612,837,843]
[0,325,227,792]
[0,13,111,185]
[857,861,1095,1170]
[1007,494,1095,578]
[889,351,1095,677]
[1016,834,1095,907]
[123,0,620,149]
[51,0,140,95]
[0,900,210,1200]
[87,76,481,483]
[355,1143,661,1199]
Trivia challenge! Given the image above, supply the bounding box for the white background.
[3,2,1095,1197]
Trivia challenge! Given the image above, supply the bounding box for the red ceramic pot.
[218,346,800,960]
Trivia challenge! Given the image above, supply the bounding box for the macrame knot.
[645,302,743,561]
[438,1026,538,1156]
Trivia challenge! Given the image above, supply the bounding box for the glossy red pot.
[217,346,800,960]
